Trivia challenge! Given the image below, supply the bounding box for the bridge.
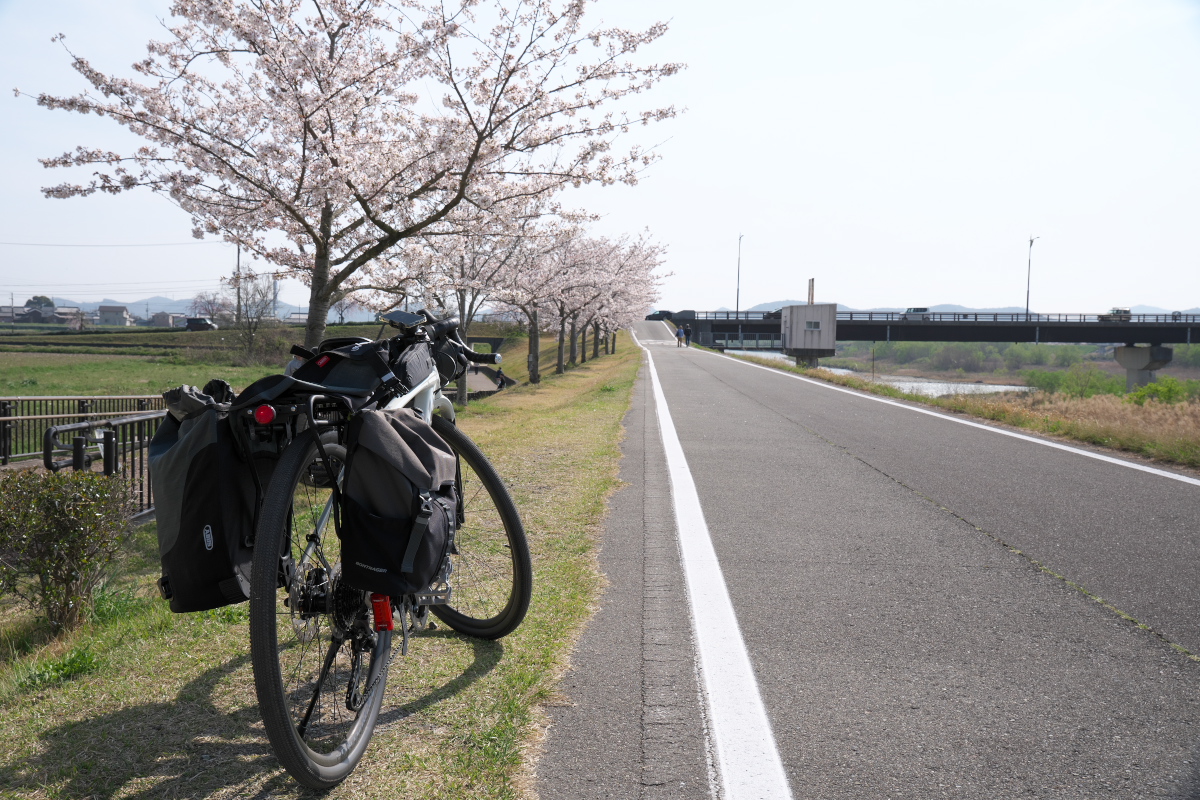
[654,308,1200,389]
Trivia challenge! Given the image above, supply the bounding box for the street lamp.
[1025,235,1039,320]
[736,234,744,346]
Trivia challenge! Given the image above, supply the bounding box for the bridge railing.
[707,332,785,349]
[1,395,166,465]
[835,312,1200,324]
[690,311,781,321]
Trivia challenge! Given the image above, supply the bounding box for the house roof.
[98,305,131,313]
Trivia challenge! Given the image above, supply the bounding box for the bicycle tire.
[249,431,392,789]
[430,414,532,639]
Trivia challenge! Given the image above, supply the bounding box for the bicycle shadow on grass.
[0,635,502,800]
[374,629,504,727]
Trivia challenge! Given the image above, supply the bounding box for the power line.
[0,241,228,248]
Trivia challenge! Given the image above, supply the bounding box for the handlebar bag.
[391,341,438,390]
[149,383,275,612]
[338,407,457,596]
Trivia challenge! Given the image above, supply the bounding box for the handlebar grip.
[464,350,501,365]
[428,317,459,339]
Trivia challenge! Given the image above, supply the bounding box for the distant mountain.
[747,300,807,312]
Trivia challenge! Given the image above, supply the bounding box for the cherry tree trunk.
[611,331,618,352]
[527,309,541,384]
[593,322,601,359]
[580,324,588,364]
[556,317,566,374]
[303,204,335,349]
[569,313,578,366]
[456,293,470,407]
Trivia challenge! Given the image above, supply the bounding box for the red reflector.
[253,405,276,425]
[370,594,394,631]
[315,355,331,368]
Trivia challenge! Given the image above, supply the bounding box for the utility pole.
[736,234,744,347]
[235,244,242,327]
[1025,235,1039,320]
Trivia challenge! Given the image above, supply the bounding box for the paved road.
[538,320,1200,799]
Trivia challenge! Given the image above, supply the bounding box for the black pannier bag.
[149,381,275,612]
[339,408,458,597]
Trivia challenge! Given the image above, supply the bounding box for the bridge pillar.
[1114,345,1173,391]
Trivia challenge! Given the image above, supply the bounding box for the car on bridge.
[1099,307,1132,322]
[901,307,931,321]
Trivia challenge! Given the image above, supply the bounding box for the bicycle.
[236,309,532,789]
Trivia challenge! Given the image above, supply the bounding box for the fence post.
[72,436,88,471]
[0,400,11,466]
[77,398,92,425]
[102,429,117,475]
[137,398,148,412]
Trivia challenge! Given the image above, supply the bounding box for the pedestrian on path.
[495,367,506,390]
[676,326,685,347]
[684,324,692,347]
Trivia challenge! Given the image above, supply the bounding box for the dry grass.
[0,346,643,799]
[934,392,1200,468]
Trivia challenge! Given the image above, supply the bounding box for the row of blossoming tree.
[24,0,678,361]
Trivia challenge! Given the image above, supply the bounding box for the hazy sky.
[2,0,1199,313]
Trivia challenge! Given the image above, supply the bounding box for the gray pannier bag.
[339,408,458,597]
[149,381,275,612]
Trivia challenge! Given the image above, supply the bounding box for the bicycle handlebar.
[416,310,502,365]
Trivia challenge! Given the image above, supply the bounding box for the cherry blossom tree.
[24,0,681,347]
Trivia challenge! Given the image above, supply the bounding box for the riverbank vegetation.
[736,353,1200,470]
[829,340,1200,384]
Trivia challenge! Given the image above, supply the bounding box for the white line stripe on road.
[700,348,1200,488]
[637,336,794,800]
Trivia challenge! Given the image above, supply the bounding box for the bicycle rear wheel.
[249,431,392,789]
[430,414,532,640]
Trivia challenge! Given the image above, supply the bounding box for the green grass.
[0,343,641,799]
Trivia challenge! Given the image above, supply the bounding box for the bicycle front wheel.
[430,414,532,639]
[249,431,392,790]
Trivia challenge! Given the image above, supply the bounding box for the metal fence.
[0,395,164,465]
[707,333,784,349]
[41,410,167,517]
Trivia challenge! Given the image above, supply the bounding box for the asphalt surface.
[537,320,1200,799]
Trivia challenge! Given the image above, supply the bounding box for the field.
[0,332,639,798]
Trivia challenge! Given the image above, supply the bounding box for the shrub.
[1126,376,1188,406]
[892,342,933,364]
[931,344,983,371]
[0,470,132,631]
[1054,348,1083,368]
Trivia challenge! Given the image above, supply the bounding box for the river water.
[725,351,1033,398]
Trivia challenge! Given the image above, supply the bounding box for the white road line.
[636,335,794,800]
[700,348,1200,488]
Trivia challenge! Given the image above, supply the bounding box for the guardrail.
[835,312,1200,323]
[689,311,782,321]
[0,395,164,465]
[41,411,167,517]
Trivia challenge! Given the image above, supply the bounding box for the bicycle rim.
[250,432,392,789]
[430,414,532,640]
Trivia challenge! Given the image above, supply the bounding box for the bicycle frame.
[382,368,456,424]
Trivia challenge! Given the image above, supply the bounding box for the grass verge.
[727,352,1200,470]
[0,344,642,800]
